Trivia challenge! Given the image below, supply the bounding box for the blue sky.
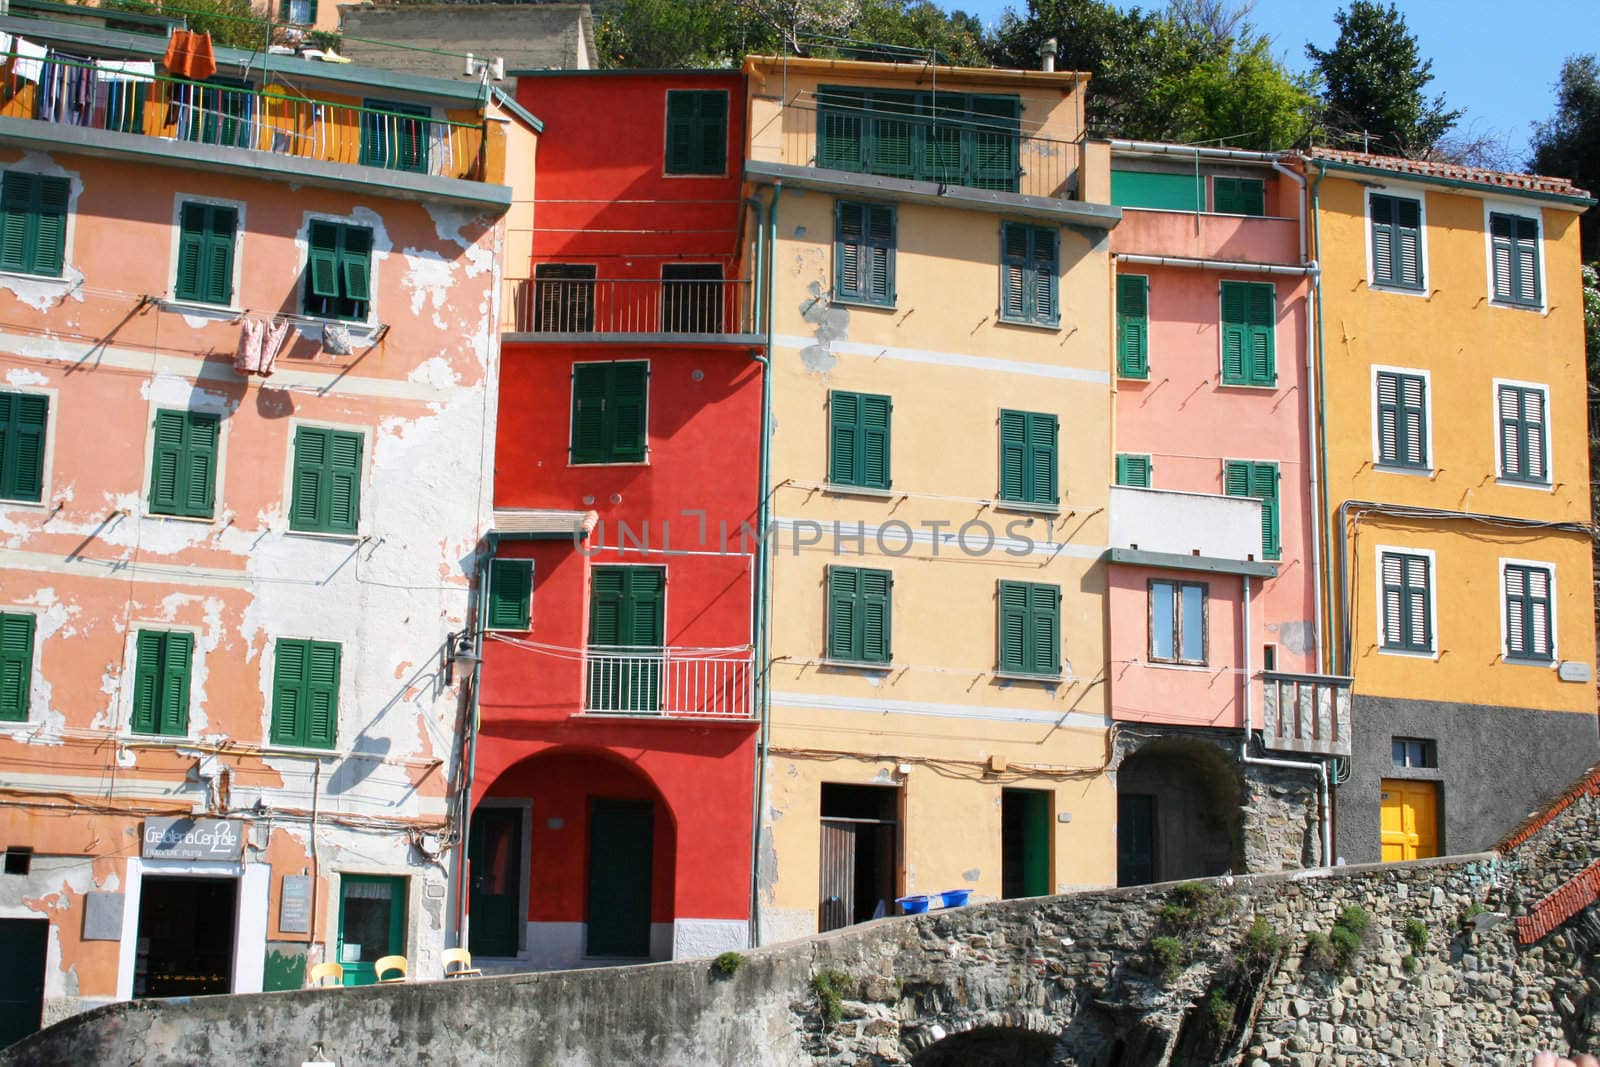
[955,0,1594,164]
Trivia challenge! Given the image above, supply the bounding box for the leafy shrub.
[1242,916,1288,968]
[1401,953,1419,974]
[711,951,743,977]
[1205,984,1236,1036]
[1403,917,1428,955]
[1329,924,1363,970]
[1337,905,1370,936]
[811,969,852,1025]
[1304,931,1336,970]
[1148,936,1186,983]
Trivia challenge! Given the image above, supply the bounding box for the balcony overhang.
[1105,546,1278,578]
[744,159,1121,229]
[0,116,512,210]
[492,508,598,540]
[501,331,766,347]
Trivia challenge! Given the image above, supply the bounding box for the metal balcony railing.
[1260,671,1353,757]
[1,53,487,180]
[583,647,754,720]
[502,276,754,336]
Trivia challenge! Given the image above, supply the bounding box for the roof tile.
[1303,147,1593,201]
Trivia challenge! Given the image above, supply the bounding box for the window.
[1391,737,1437,769]
[1000,222,1058,326]
[130,629,192,736]
[360,99,430,174]
[571,361,648,465]
[1370,194,1423,290]
[586,566,665,714]
[1213,176,1265,216]
[173,201,237,306]
[834,201,895,308]
[270,638,340,748]
[486,558,533,631]
[0,390,48,503]
[1503,563,1553,661]
[1149,580,1205,665]
[1489,211,1540,307]
[179,77,253,149]
[827,566,892,664]
[817,87,1020,191]
[664,90,728,175]
[1116,274,1148,379]
[0,611,35,722]
[661,263,724,332]
[1115,453,1151,487]
[1219,281,1275,386]
[0,171,69,278]
[280,0,316,24]
[290,425,363,535]
[1110,169,1203,211]
[828,390,891,490]
[1375,371,1428,469]
[149,409,219,518]
[1380,551,1432,653]
[1497,383,1548,483]
[533,264,596,332]
[997,409,1057,506]
[1223,460,1279,560]
[997,580,1060,677]
[303,220,372,322]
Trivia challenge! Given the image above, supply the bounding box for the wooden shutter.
[1,390,49,502]
[589,567,625,646]
[998,410,1026,500]
[307,221,340,298]
[1398,374,1425,466]
[1117,274,1148,378]
[149,410,185,514]
[1499,385,1545,481]
[858,568,891,663]
[1026,411,1057,504]
[1029,226,1058,324]
[291,426,361,533]
[30,175,68,277]
[864,204,894,305]
[696,90,727,174]
[0,172,30,272]
[665,91,695,173]
[0,612,34,721]
[570,363,609,464]
[997,580,1029,673]
[826,567,858,661]
[304,641,340,747]
[0,173,68,277]
[1380,554,1405,648]
[835,202,864,301]
[174,202,206,302]
[130,630,163,734]
[1116,454,1151,487]
[623,567,666,647]
[159,631,192,736]
[1394,197,1421,287]
[837,202,895,307]
[1526,566,1551,658]
[829,391,859,485]
[1245,284,1275,385]
[1000,222,1029,321]
[1491,213,1540,305]
[201,205,237,305]
[1220,282,1246,383]
[609,361,649,462]
[325,430,362,534]
[1250,462,1279,559]
[270,639,306,744]
[859,393,891,489]
[340,226,372,302]
[1214,177,1264,216]
[1029,582,1060,675]
[818,91,863,171]
[1504,565,1551,659]
[1522,388,1546,480]
[1375,372,1399,463]
[1404,555,1430,651]
[184,413,219,517]
[487,559,533,630]
[290,426,325,530]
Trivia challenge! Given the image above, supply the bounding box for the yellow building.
[1300,148,1597,864]
[741,56,1121,941]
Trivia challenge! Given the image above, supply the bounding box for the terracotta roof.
[1302,147,1594,202]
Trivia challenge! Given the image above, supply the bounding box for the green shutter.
[664,90,725,175]
[827,566,891,664]
[1030,226,1058,324]
[304,641,339,747]
[130,630,163,734]
[291,426,362,534]
[1116,454,1151,487]
[487,559,533,630]
[1498,385,1547,482]
[997,580,1028,673]
[587,567,664,648]
[271,638,338,748]
[828,390,891,489]
[0,612,34,722]
[149,410,219,519]
[1220,282,1274,385]
[1372,194,1422,289]
[149,410,184,514]
[858,567,891,663]
[270,639,305,744]
[1491,213,1540,307]
[175,203,236,305]
[1000,222,1029,321]
[159,631,192,736]
[998,410,1056,504]
[0,390,49,503]
[174,203,206,303]
[1116,274,1149,378]
[0,172,69,278]
[588,567,624,646]
[570,362,648,465]
[340,227,372,301]
[570,362,608,464]
[1223,460,1279,560]
[1000,223,1056,325]
[834,202,895,307]
[609,362,648,462]
[826,567,858,661]
[998,581,1059,676]
[1213,177,1264,216]
[307,222,340,298]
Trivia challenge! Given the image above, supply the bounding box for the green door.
[337,875,406,986]
[587,566,666,713]
[585,798,654,958]
[1001,789,1051,899]
[468,806,523,958]
[0,918,46,1047]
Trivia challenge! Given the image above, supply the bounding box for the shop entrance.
[337,875,407,986]
[134,876,238,998]
[818,783,899,932]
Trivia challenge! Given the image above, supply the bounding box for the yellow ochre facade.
[743,56,1120,941]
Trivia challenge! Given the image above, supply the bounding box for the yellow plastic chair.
[441,947,482,979]
[375,955,408,983]
[307,962,344,988]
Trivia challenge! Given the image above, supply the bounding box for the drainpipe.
[1311,162,1336,674]
[451,534,493,946]
[1239,573,1333,867]
[1112,253,1316,278]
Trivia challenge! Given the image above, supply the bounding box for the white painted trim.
[165,192,248,311]
[770,334,1109,385]
[1363,183,1430,297]
[1369,363,1434,473]
[1482,198,1548,313]
[1497,556,1558,666]
[116,857,268,1001]
[281,417,374,539]
[0,382,58,509]
[770,689,1109,729]
[1373,543,1439,659]
[1490,377,1553,489]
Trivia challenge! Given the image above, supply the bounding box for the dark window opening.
[3,847,32,875]
[660,263,723,333]
[1391,738,1437,769]
[534,264,596,332]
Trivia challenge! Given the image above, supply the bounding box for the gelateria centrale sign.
[141,817,244,862]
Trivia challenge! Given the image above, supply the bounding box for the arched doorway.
[910,1027,1061,1067]
[470,747,678,967]
[1115,739,1242,886]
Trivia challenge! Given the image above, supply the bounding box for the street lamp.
[444,630,481,686]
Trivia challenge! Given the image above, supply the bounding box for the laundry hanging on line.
[162,30,216,82]
[234,318,291,378]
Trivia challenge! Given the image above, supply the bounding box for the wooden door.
[1380,780,1440,861]
[585,798,654,958]
[468,806,523,958]
[818,819,856,933]
[0,918,46,1047]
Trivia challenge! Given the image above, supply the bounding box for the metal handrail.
[583,646,754,720]
[502,275,754,335]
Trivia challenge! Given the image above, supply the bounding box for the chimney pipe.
[1040,37,1057,72]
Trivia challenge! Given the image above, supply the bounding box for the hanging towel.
[233,318,265,375]
[258,320,291,377]
[321,323,352,355]
[162,30,217,82]
[12,38,47,84]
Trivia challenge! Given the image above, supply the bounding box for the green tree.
[1155,36,1319,150]
[1530,55,1600,261]
[1583,263,1599,379]
[105,0,268,51]
[594,0,754,68]
[849,1,989,66]
[1305,1,1460,157]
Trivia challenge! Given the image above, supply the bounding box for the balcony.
[1111,208,1302,266]
[1260,671,1352,757]
[1106,486,1274,577]
[582,647,754,721]
[501,274,758,341]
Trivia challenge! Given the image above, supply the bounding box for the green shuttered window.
[149,409,220,518]
[1497,384,1547,483]
[270,638,340,748]
[834,201,895,307]
[827,566,892,665]
[1116,274,1148,379]
[1375,371,1428,468]
[828,390,891,490]
[1220,281,1275,386]
[571,361,648,465]
[130,629,193,736]
[1490,212,1540,307]
[1223,460,1280,560]
[997,409,1057,506]
[664,90,728,175]
[487,558,533,631]
[0,171,69,277]
[174,201,237,306]
[0,611,34,722]
[0,390,48,502]
[1380,552,1431,653]
[1504,563,1553,661]
[1370,194,1422,290]
[997,580,1060,677]
[1115,453,1151,487]
[1000,222,1058,326]
[290,425,363,534]
[1212,177,1265,216]
[360,99,430,175]
[816,87,1020,192]
[304,220,372,321]
[588,566,665,647]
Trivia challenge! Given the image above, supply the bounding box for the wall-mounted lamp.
[444,630,481,686]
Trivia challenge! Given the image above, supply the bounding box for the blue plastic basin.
[937,889,972,908]
[895,895,931,915]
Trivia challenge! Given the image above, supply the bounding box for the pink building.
[1104,143,1349,885]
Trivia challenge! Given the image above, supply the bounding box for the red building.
[469,70,765,969]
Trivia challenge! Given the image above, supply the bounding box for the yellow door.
[1380,780,1440,861]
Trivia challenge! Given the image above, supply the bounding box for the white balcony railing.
[1260,671,1353,757]
[583,647,754,720]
